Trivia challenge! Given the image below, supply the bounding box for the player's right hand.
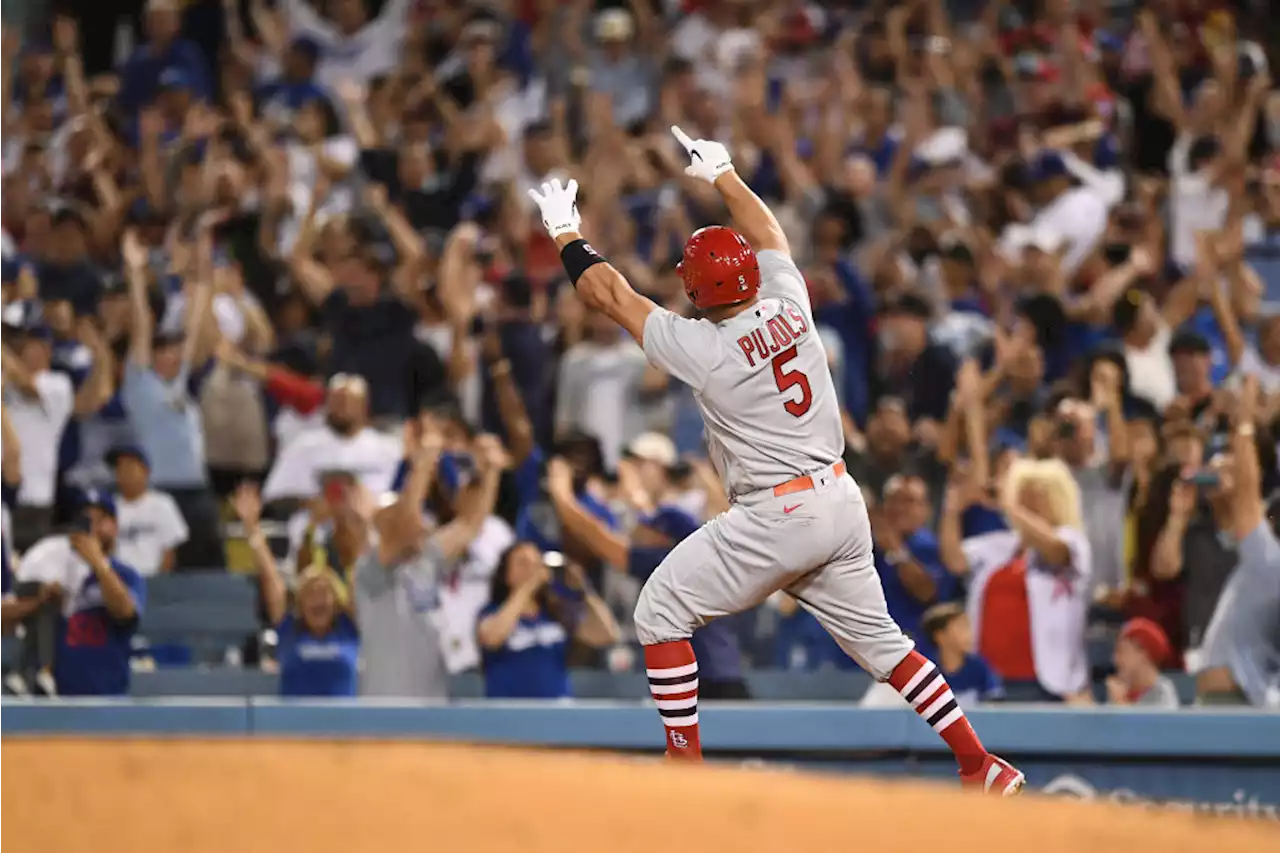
[671,125,734,183]
[526,178,581,238]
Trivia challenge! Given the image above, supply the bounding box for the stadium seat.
[130,667,279,697]
[746,669,872,701]
[139,573,260,663]
[146,571,259,604]
[1086,626,1119,677]
[449,672,485,698]
[1,636,17,671]
[1169,672,1197,706]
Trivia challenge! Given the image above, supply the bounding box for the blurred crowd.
[1,0,1278,709]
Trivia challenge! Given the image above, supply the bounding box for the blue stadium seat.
[145,571,258,604]
[130,667,279,697]
[746,669,872,701]
[1002,681,1049,702]
[139,573,260,662]
[1,636,17,671]
[1169,672,1197,706]
[449,672,485,698]
[571,670,649,698]
[1087,627,1119,676]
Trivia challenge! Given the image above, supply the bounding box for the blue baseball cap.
[158,66,194,91]
[290,35,321,62]
[80,488,117,518]
[106,445,150,469]
[1028,150,1069,183]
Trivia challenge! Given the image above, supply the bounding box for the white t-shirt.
[437,514,516,674]
[280,0,411,90]
[1235,347,1280,394]
[114,490,190,577]
[262,425,402,502]
[14,535,93,613]
[554,338,649,469]
[161,290,256,345]
[272,407,327,456]
[415,322,480,425]
[1124,322,1176,412]
[280,137,360,255]
[1030,186,1109,275]
[4,371,75,507]
[1168,134,1229,269]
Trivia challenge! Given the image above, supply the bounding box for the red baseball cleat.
[960,754,1026,796]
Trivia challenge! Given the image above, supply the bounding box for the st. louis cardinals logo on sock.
[669,731,688,749]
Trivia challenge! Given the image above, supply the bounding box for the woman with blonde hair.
[232,482,359,697]
[939,457,1093,701]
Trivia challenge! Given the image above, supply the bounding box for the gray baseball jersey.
[642,249,843,498]
[632,247,912,684]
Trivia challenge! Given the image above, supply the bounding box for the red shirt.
[979,553,1037,681]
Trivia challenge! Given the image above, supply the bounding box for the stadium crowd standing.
[1,0,1278,710]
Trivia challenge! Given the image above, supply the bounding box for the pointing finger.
[671,125,695,150]
[565,178,579,198]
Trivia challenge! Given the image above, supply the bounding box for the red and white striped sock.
[643,640,702,760]
[889,650,987,775]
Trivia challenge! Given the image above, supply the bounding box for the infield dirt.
[3,739,1277,852]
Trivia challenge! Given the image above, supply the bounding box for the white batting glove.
[671,125,734,183]
[526,178,581,238]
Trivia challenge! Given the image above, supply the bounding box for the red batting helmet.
[677,226,760,309]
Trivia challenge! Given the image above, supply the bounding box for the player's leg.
[634,510,808,760]
[786,481,1024,794]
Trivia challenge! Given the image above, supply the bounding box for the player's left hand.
[671,125,734,183]
[526,178,581,238]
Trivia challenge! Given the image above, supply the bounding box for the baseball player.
[527,127,1025,795]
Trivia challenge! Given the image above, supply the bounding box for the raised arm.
[287,175,337,305]
[121,229,154,367]
[545,457,629,567]
[231,482,287,626]
[480,322,536,465]
[939,472,974,577]
[72,317,115,416]
[526,178,659,344]
[363,183,424,304]
[1230,377,1265,541]
[671,125,789,256]
[430,435,504,561]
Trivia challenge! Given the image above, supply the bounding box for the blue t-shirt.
[278,613,360,698]
[962,504,1008,538]
[54,559,146,696]
[773,607,859,671]
[257,79,330,125]
[1181,306,1233,386]
[875,528,956,644]
[944,653,1005,706]
[480,606,572,699]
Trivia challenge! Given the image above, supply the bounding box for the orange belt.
[773,461,846,498]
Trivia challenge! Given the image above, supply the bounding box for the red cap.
[677,226,760,310]
[1119,617,1171,666]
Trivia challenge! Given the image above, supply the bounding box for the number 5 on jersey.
[772,345,812,417]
